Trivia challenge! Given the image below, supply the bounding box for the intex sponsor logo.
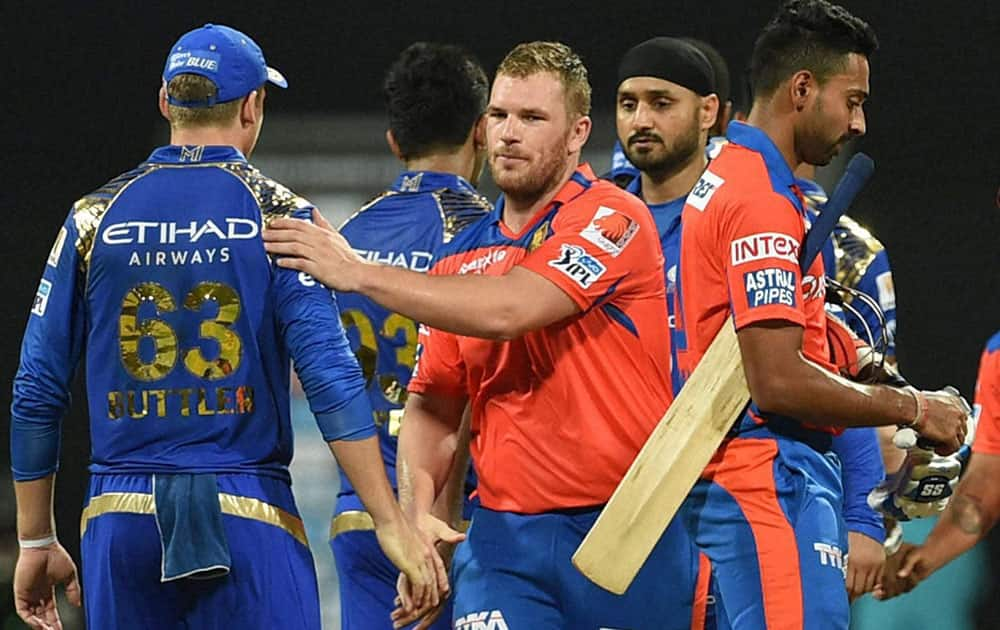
[102,218,259,245]
[459,248,508,274]
[730,232,800,266]
[455,610,509,630]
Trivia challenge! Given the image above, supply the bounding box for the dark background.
[2,0,997,626]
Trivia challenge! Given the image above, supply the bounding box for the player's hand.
[913,388,969,455]
[13,543,82,630]
[845,531,885,600]
[874,543,927,600]
[262,209,366,292]
[391,513,466,628]
[374,516,444,614]
[867,443,970,522]
[392,575,447,629]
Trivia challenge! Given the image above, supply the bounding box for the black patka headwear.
[617,37,716,96]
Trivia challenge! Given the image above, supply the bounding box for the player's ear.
[240,90,260,128]
[790,70,814,112]
[701,94,720,133]
[386,130,404,161]
[473,114,487,150]
[158,83,171,122]
[566,115,592,155]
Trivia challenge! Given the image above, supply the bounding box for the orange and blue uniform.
[410,165,695,628]
[675,121,849,629]
[972,330,1000,455]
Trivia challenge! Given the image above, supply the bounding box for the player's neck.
[501,158,579,233]
[746,102,802,174]
[170,125,250,156]
[639,151,707,205]
[404,146,474,183]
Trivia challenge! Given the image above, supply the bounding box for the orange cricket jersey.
[408,165,673,513]
[972,331,1000,455]
[674,122,836,433]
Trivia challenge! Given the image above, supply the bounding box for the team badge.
[580,206,638,257]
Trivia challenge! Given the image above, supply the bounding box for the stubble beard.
[624,114,702,181]
[491,140,570,205]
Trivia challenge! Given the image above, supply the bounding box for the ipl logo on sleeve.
[549,244,606,288]
[32,279,52,317]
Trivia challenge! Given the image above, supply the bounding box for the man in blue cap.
[10,23,444,630]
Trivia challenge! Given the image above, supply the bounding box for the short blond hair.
[496,41,591,118]
[166,74,245,127]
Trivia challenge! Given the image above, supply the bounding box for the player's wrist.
[900,388,927,432]
[18,532,58,549]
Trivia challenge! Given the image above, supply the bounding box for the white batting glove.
[868,387,977,521]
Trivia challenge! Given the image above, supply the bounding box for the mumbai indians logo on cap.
[168,50,221,74]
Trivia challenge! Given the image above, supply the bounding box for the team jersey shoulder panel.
[832,215,885,287]
[72,163,159,279]
[218,162,314,220]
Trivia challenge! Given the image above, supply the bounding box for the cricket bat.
[572,153,875,595]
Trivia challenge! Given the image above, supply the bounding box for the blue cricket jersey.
[624,176,686,396]
[11,145,372,482]
[799,178,898,358]
[335,170,490,497]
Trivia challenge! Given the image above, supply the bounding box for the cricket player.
[615,35,889,605]
[265,41,688,629]
[10,24,440,630]
[672,2,969,628]
[330,42,491,630]
[874,329,1000,598]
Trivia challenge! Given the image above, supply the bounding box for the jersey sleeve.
[274,207,374,442]
[517,192,658,310]
[972,340,1000,455]
[10,212,86,480]
[408,254,467,398]
[831,427,886,541]
[722,193,807,330]
[855,250,897,357]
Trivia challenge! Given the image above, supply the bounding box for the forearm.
[329,437,404,527]
[398,396,464,519]
[430,407,473,528]
[14,476,57,539]
[749,350,915,428]
[356,264,521,340]
[919,455,1000,572]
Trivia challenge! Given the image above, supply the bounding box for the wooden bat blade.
[571,320,749,594]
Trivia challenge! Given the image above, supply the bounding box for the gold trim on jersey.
[80,490,308,546]
[833,215,885,292]
[328,510,472,540]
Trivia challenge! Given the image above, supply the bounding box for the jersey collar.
[725,121,805,215]
[390,170,477,195]
[490,163,597,239]
[145,145,248,164]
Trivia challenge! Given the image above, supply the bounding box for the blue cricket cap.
[163,23,287,107]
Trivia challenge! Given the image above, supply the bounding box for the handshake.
[868,387,978,525]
